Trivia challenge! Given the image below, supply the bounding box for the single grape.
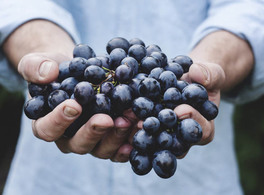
[170,133,190,157]
[158,109,178,129]
[58,61,71,81]
[143,116,160,135]
[100,82,114,97]
[198,100,218,121]
[141,56,161,74]
[115,64,134,83]
[164,62,184,79]
[163,87,182,109]
[74,81,95,105]
[182,83,208,108]
[96,54,110,69]
[121,56,139,75]
[150,51,167,68]
[48,89,69,110]
[60,77,79,96]
[28,83,48,97]
[129,38,145,47]
[158,71,177,92]
[106,37,130,54]
[171,55,193,73]
[132,129,156,153]
[148,67,164,80]
[69,57,89,79]
[128,44,147,63]
[24,95,48,120]
[132,97,155,120]
[146,44,162,56]
[109,48,127,70]
[92,93,111,114]
[138,78,161,101]
[73,44,96,59]
[152,150,177,179]
[176,80,189,92]
[178,118,202,144]
[129,149,152,176]
[84,65,106,85]
[157,131,173,150]
[86,57,102,67]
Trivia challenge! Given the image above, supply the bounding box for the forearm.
[189,30,254,92]
[2,19,75,68]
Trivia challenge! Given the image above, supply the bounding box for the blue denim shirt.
[1,0,264,195]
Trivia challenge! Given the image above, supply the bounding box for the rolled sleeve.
[189,0,264,104]
[0,0,80,92]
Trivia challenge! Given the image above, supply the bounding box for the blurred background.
[0,86,263,195]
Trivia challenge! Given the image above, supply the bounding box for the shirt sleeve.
[0,0,80,92]
[189,0,264,104]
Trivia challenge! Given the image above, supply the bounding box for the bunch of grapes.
[24,37,218,179]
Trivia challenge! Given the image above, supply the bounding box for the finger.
[188,62,225,90]
[90,116,132,158]
[18,52,71,83]
[90,109,139,158]
[57,114,114,154]
[174,104,214,145]
[32,99,82,142]
[111,143,133,162]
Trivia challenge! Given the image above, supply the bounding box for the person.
[0,0,264,194]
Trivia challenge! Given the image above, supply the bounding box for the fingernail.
[64,106,79,117]
[116,128,128,136]
[39,61,53,78]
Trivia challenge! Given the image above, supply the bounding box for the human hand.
[19,52,136,160]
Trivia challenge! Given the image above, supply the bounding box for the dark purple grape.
[143,117,160,135]
[84,65,106,85]
[148,67,164,80]
[74,81,95,105]
[132,129,156,153]
[146,44,162,56]
[92,93,111,114]
[58,61,71,81]
[150,51,167,68]
[158,109,177,129]
[28,83,48,97]
[163,87,182,109]
[100,82,114,96]
[128,44,147,63]
[48,82,61,92]
[176,80,189,92]
[178,118,202,144]
[129,38,145,47]
[140,56,161,74]
[60,77,79,96]
[138,78,161,101]
[170,133,190,157]
[182,83,208,108]
[129,78,141,97]
[132,97,154,120]
[157,131,173,150]
[115,64,134,83]
[48,90,69,110]
[69,57,89,79]
[153,103,163,117]
[96,55,110,69]
[164,62,184,79]
[111,84,134,115]
[109,48,127,70]
[152,150,177,179]
[86,57,102,67]
[24,95,48,120]
[134,73,148,81]
[198,100,218,121]
[106,37,130,54]
[121,56,139,75]
[73,44,96,59]
[158,71,177,92]
[171,55,193,73]
[129,149,152,176]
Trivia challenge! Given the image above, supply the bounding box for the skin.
[2,20,254,161]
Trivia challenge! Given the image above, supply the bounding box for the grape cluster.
[24,37,218,179]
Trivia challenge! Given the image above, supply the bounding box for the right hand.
[19,52,136,161]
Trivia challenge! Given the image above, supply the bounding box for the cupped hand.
[19,53,136,160]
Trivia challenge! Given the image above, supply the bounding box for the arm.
[3,20,134,161]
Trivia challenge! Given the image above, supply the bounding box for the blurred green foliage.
[234,96,264,195]
[0,85,263,195]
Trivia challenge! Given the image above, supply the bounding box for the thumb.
[188,62,226,90]
[18,52,70,84]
